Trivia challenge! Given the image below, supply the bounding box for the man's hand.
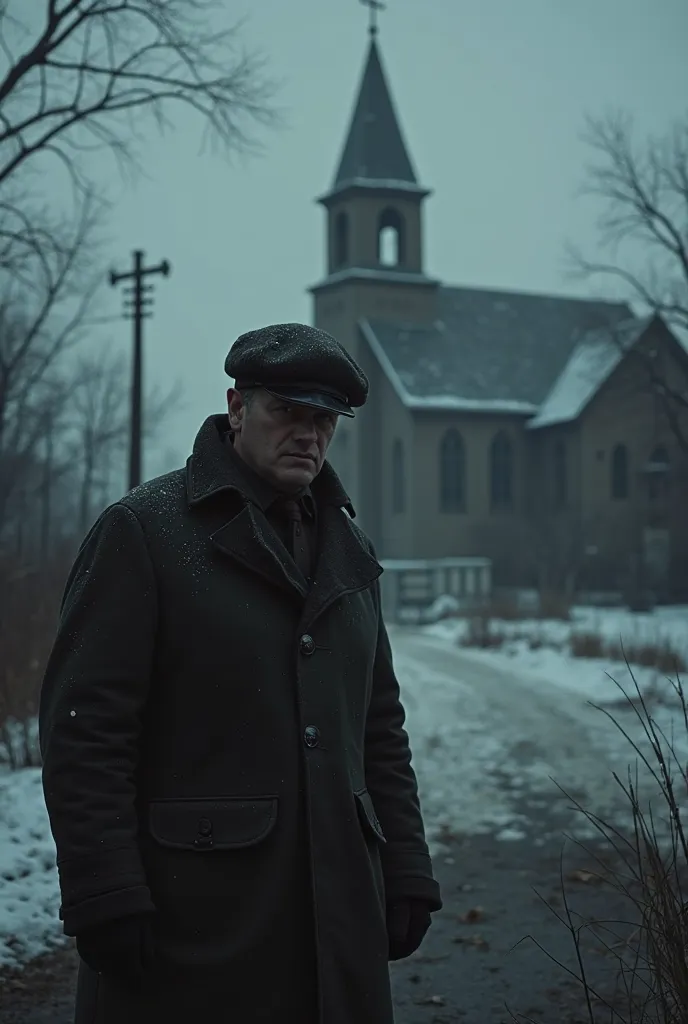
[386,899,432,961]
[76,913,156,982]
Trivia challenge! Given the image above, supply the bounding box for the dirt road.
[392,628,652,846]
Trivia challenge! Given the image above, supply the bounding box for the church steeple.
[331,35,421,193]
[316,25,431,280]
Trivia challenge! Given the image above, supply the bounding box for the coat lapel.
[210,504,308,600]
[300,465,383,631]
[187,414,307,601]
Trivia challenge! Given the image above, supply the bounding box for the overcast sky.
[84,0,687,477]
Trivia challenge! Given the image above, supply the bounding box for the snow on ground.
[0,766,62,967]
[409,604,688,850]
[423,603,688,707]
[0,604,686,967]
[422,604,688,713]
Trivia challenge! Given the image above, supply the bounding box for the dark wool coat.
[39,414,441,1024]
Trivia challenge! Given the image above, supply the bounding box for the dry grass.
[460,615,686,692]
[570,631,607,659]
[512,663,688,1023]
[571,632,686,675]
[609,642,687,676]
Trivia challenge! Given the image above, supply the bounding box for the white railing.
[379,557,492,623]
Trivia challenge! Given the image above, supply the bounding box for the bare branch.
[0,1,279,190]
[569,110,688,455]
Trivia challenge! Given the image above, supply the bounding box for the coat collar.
[187,414,354,515]
[186,415,381,623]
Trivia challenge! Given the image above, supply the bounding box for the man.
[39,323,441,1024]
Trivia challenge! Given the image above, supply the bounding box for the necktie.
[280,498,311,582]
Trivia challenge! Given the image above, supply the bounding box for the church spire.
[330,20,420,192]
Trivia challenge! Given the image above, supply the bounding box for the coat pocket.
[354,789,386,844]
[147,796,278,851]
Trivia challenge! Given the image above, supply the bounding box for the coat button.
[303,725,320,748]
[197,817,212,837]
[299,634,316,656]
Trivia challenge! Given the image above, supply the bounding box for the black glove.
[386,898,432,961]
[76,913,156,981]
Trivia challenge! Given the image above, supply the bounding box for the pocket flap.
[148,796,278,851]
[354,789,386,843]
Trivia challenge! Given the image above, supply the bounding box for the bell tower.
[309,5,438,541]
[316,18,431,282]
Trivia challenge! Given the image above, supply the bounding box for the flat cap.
[225,323,368,418]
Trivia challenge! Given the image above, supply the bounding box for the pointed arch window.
[611,443,629,500]
[334,211,349,268]
[490,431,513,510]
[392,438,405,514]
[377,207,406,267]
[439,429,466,512]
[553,439,567,508]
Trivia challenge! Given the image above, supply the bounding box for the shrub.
[573,633,687,675]
[538,590,572,621]
[520,664,688,1023]
[570,631,606,659]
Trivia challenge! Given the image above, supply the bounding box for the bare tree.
[0,193,103,537]
[66,349,128,536]
[66,348,184,536]
[568,112,688,454]
[0,0,277,192]
[0,0,276,455]
[0,0,274,533]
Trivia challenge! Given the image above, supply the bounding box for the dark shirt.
[223,432,317,581]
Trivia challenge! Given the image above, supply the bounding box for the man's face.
[227,388,338,492]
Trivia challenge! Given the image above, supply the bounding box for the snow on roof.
[361,319,538,414]
[360,288,634,414]
[320,178,430,201]
[528,316,653,430]
[311,267,438,291]
[405,395,536,414]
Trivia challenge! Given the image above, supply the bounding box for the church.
[308,23,688,599]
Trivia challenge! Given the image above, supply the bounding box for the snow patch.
[0,767,62,967]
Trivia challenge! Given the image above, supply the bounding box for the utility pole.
[109,250,171,490]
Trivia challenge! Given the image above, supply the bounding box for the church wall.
[524,422,584,592]
[409,412,532,583]
[577,325,688,597]
[355,334,384,549]
[377,373,414,559]
[313,278,438,331]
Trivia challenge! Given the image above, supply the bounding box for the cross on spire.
[360,0,386,37]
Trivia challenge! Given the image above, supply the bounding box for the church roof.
[331,37,419,190]
[360,287,634,415]
[528,315,653,428]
